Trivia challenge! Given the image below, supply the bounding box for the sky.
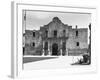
[23,10,91,30]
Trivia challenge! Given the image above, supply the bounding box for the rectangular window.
[46,30,48,37]
[63,30,66,37]
[54,30,57,37]
[76,30,78,36]
[33,42,35,47]
[33,32,35,37]
[76,42,79,46]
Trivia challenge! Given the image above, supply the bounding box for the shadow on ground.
[23,57,58,63]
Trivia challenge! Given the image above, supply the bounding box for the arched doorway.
[52,43,58,55]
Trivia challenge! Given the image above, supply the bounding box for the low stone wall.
[68,48,88,56]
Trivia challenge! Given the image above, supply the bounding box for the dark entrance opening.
[52,43,58,55]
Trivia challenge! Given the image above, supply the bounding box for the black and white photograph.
[22,10,91,70]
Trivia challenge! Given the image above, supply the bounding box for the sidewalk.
[24,56,75,70]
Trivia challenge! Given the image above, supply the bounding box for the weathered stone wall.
[24,30,42,55]
[66,28,88,49]
[46,18,69,38]
[24,17,88,56]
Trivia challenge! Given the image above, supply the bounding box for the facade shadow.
[23,57,58,63]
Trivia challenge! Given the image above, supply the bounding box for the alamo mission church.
[23,17,89,56]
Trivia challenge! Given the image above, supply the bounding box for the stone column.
[66,48,68,56]
[60,40,62,56]
[42,41,45,56]
[66,41,68,56]
[65,41,66,56]
[48,42,50,56]
[50,44,52,56]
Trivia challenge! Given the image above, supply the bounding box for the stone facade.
[23,17,88,56]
